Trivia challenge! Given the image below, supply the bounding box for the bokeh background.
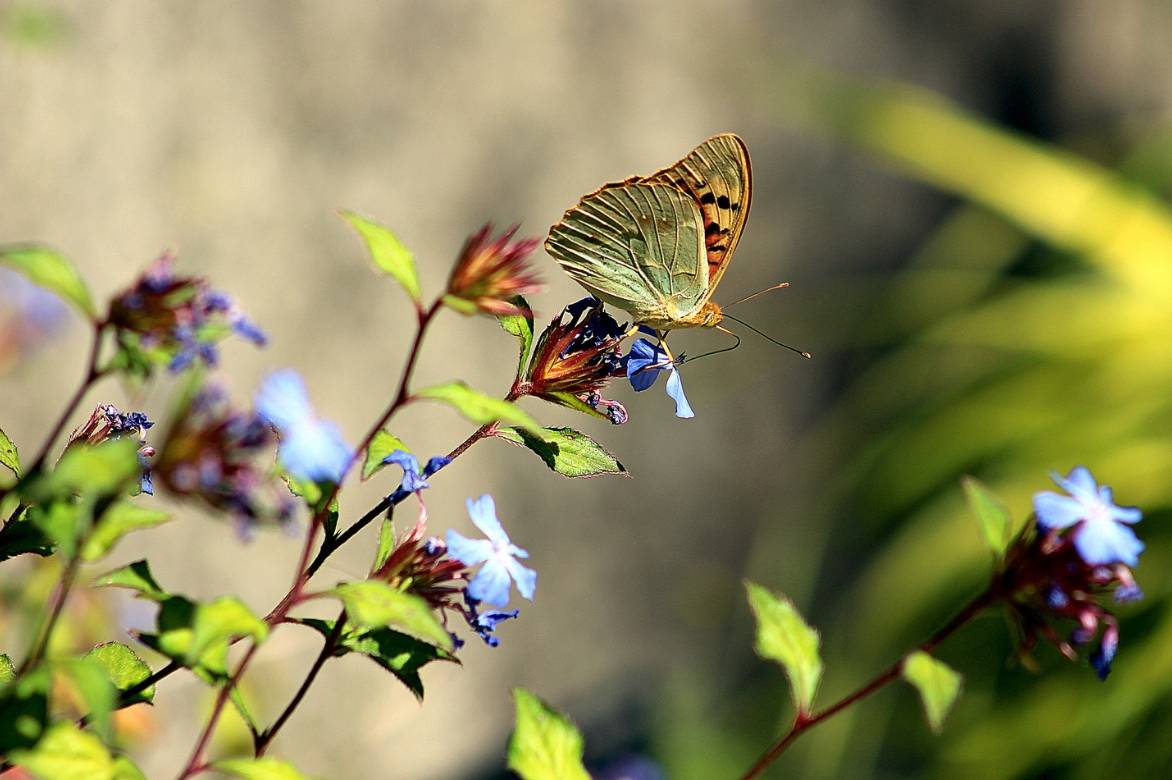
[3,1,1172,777]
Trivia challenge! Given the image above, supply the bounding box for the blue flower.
[1090,625,1119,680]
[383,450,452,495]
[255,370,353,483]
[463,592,520,648]
[445,495,536,607]
[624,338,694,419]
[1033,467,1143,566]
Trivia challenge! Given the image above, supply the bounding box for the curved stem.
[739,586,999,780]
[27,322,106,476]
[16,549,83,675]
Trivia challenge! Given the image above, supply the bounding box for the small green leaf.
[495,427,627,478]
[331,581,452,650]
[186,597,268,665]
[9,720,114,780]
[0,245,96,318]
[745,581,823,713]
[299,618,453,701]
[339,211,421,302]
[134,596,229,683]
[282,474,339,539]
[507,689,591,780]
[214,757,314,780]
[112,755,148,780]
[902,651,963,733]
[30,438,140,502]
[27,501,86,558]
[59,657,116,741]
[371,510,396,573]
[363,430,410,481]
[0,427,19,476]
[416,381,542,435]
[0,654,15,684]
[497,295,534,381]
[0,666,51,753]
[85,642,155,706]
[542,391,612,422]
[962,476,1014,554]
[0,513,52,561]
[82,501,171,561]
[92,560,169,601]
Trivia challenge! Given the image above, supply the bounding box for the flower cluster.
[1001,467,1144,679]
[153,384,293,529]
[107,251,266,374]
[65,403,156,494]
[255,370,353,485]
[522,296,630,424]
[444,225,544,317]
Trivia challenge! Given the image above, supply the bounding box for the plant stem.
[177,300,443,778]
[739,586,999,780]
[16,549,83,676]
[27,322,106,476]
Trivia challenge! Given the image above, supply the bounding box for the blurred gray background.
[3,1,1172,778]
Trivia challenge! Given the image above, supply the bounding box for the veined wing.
[545,181,708,322]
[646,133,751,294]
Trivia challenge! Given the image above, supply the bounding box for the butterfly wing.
[645,133,752,296]
[545,181,708,323]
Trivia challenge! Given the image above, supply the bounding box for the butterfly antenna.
[678,326,741,365]
[726,282,790,308]
[722,313,812,359]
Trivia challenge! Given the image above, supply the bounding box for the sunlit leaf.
[27,501,86,559]
[214,757,314,780]
[331,581,452,650]
[85,642,155,706]
[82,501,171,561]
[497,295,534,381]
[371,510,395,573]
[903,651,963,733]
[362,430,410,481]
[745,581,823,712]
[0,427,18,476]
[9,720,113,780]
[0,245,96,318]
[495,427,627,478]
[507,688,591,780]
[29,438,140,502]
[186,597,268,665]
[961,477,1013,555]
[416,381,542,435]
[92,560,169,601]
[112,755,148,780]
[0,654,14,684]
[59,657,116,741]
[299,618,454,701]
[339,211,421,302]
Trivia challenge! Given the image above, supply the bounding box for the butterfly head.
[682,301,723,329]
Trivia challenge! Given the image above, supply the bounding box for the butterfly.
[544,133,751,334]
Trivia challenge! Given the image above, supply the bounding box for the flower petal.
[504,556,538,601]
[465,494,509,544]
[665,368,694,419]
[383,449,419,474]
[444,530,492,567]
[1073,521,1145,567]
[467,559,513,607]
[1032,491,1084,529]
[278,420,352,482]
[256,370,315,432]
[1054,466,1097,501]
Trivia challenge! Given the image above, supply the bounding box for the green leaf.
[416,382,542,435]
[186,597,268,665]
[29,438,140,503]
[331,581,452,651]
[961,476,1014,555]
[27,501,86,559]
[495,427,627,478]
[9,720,114,780]
[112,755,148,780]
[0,512,54,561]
[371,510,396,573]
[282,474,339,539]
[745,581,823,713]
[339,211,421,302]
[92,560,169,601]
[497,295,534,381]
[362,430,410,481]
[59,657,116,741]
[0,427,19,476]
[84,642,155,706]
[902,651,963,733]
[82,501,171,561]
[0,245,96,318]
[507,689,591,780]
[0,654,14,684]
[134,597,229,682]
[299,618,453,701]
[542,391,612,422]
[214,757,314,780]
[0,666,51,752]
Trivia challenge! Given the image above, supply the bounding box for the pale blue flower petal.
[445,530,492,566]
[1074,522,1144,567]
[466,494,509,544]
[505,557,537,601]
[1033,491,1085,529]
[467,559,512,607]
[665,368,694,419]
[279,420,352,483]
[255,370,314,431]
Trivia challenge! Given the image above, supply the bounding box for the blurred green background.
[2,1,1171,778]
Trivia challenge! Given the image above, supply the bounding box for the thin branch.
[27,321,106,476]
